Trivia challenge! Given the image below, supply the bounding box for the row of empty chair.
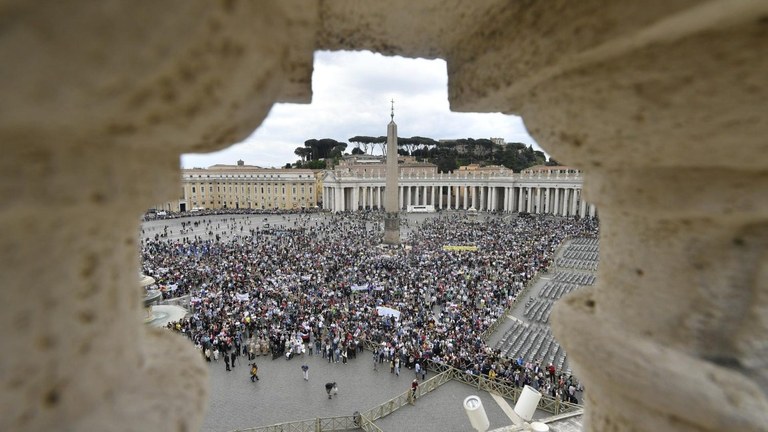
[565,244,599,253]
[494,321,567,372]
[569,237,599,247]
[556,257,599,271]
[539,280,581,300]
[524,298,553,324]
[553,271,596,285]
[562,250,600,261]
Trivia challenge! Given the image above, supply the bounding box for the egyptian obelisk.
[383,100,400,245]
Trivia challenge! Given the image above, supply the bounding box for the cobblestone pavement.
[202,349,484,432]
[201,348,529,432]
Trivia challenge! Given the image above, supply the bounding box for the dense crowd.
[142,211,597,402]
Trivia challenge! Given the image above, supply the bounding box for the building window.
[192,186,196,193]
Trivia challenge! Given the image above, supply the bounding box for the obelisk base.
[383,212,400,245]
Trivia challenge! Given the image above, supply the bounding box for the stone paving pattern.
[201,349,521,432]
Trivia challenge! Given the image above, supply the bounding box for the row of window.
[188,173,313,179]
[191,186,313,194]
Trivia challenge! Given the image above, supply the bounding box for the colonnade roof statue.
[1,2,766,432]
[383,98,401,245]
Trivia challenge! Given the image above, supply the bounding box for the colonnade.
[323,181,596,217]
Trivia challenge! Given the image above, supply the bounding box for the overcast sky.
[181,50,542,169]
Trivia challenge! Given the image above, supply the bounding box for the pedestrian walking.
[410,379,419,404]
[325,382,337,399]
[250,362,259,382]
[301,364,309,381]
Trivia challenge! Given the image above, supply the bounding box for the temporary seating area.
[555,238,600,271]
[493,239,600,372]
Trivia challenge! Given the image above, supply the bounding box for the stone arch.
[1,1,767,431]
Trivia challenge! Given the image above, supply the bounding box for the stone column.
[322,187,327,210]
[524,187,530,212]
[405,186,411,208]
[429,185,433,207]
[554,188,560,215]
[571,189,579,216]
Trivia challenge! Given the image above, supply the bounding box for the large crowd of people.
[141,210,597,402]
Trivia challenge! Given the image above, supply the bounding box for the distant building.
[155,162,321,212]
[522,165,581,176]
[457,163,512,173]
[323,158,594,217]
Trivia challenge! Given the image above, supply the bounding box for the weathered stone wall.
[1,1,766,430]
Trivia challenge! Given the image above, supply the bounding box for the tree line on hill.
[291,136,556,172]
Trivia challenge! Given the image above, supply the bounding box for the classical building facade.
[2,2,765,432]
[178,161,319,211]
[323,158,595,216]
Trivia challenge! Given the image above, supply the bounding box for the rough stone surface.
[1,1,767,431]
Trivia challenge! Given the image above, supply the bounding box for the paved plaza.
[142,212,589,431]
